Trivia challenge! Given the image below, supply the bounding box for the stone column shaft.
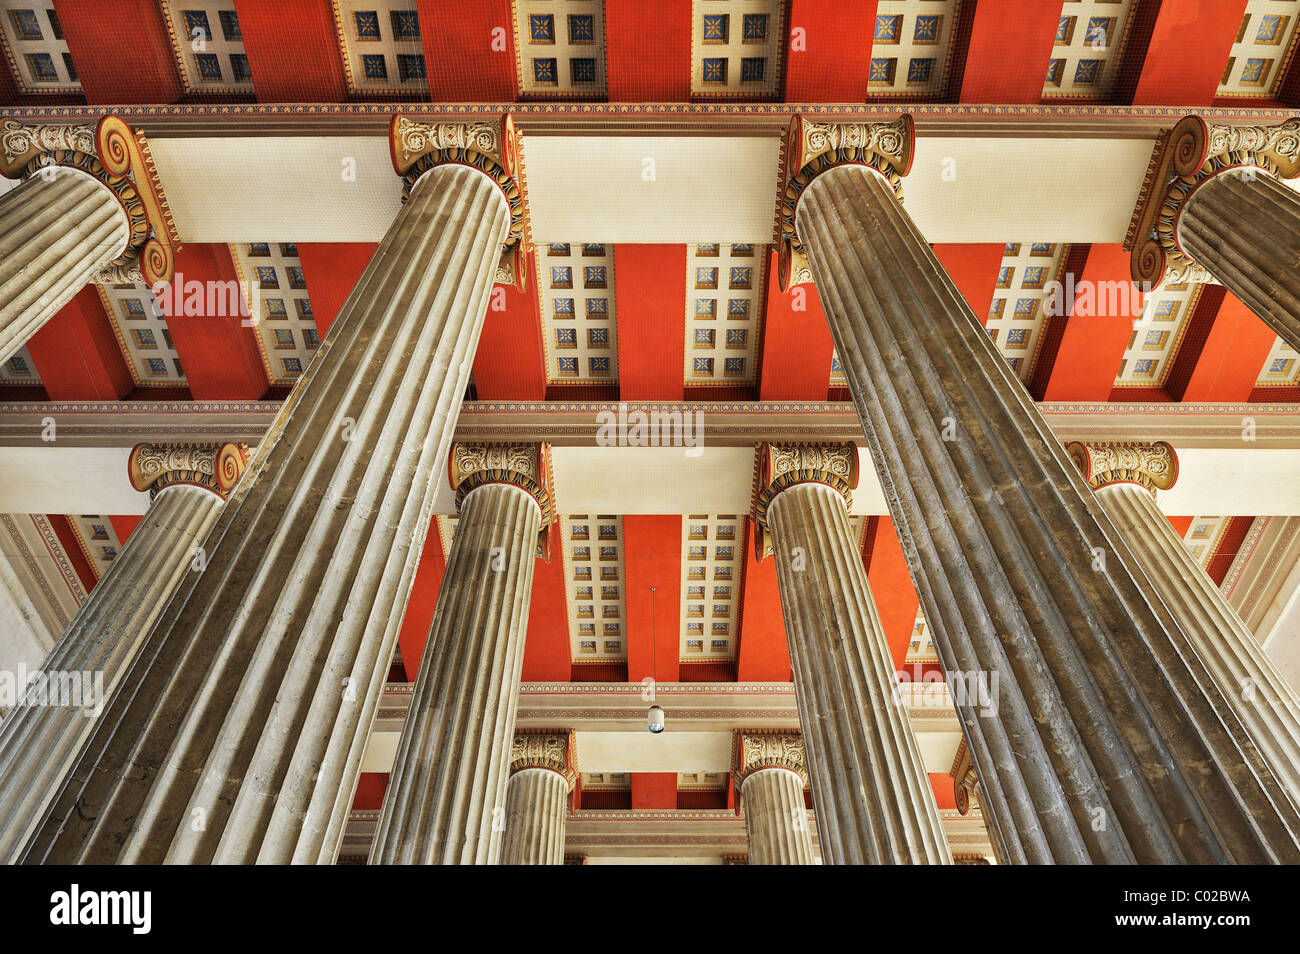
[0,443,245,863]
[759,459,950,865]
[742,769,814,865]
[0,167,129,363]
[1179,170,1300,352]
[371,480,542,864]
[794,151,1300,863]
[22,156,512,865]
[501,768,570,865]
[1096,479,1300,798]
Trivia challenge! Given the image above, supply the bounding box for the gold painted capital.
[778,115,914,290]
[510,729,577,791]
[1065,440,1179,496]
[751,441,858,560]
[128,443,250,500]
[1130,115,1300,288]
[390,115,529,290]
[950,739,980,817]
[732,730,808,789]
[0,118,178,286]
[450,442,554,558]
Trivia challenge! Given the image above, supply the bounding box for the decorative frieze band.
[450,442,555,557]
[1065,440,1179,496]
[751,441,858,559]
[127,442,251,499]
[778,115,914,289]
[389,115,529,289]
[0,117,178,286]
[731,730,808,788]
[510,729,577,792]
[1130,115,1300,288]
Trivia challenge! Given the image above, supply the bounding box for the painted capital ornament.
[510,730,577,792]
[778,115,915,289]
[0,117,179,286]
[389,115,530,289]
[449,442,555,559]
[751,441,859,560]
[731,731,809,789]
[1065,440,1179,496]
[1129,115,1300,288]
[127,443,251,499]
[950,739,980,817]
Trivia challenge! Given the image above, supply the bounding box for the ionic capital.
[0,117,178,286]
[510,730,577,792]
[1065,440,1179,496]
[1130,116,1300,288]
[731,730,808,788]
[751,441,858,559]
[390,115,528,290]
[778,115,914,289]
[950,739,980,817]
[450,442,555,556]
[128,443,251,500]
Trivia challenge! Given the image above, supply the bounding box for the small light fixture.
[646,585,665,734]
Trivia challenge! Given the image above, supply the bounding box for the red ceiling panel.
[54,0,182,104]
[25,285,133,401]
[606,0,691,101]
[161,244,269,400]
[234,0,349,102]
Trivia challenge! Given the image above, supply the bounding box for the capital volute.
[128,443,251,500]
[0,117,178,287]
[1065,441,1179,496]
[510,730,577,792]
[949,739,980,817]
[450,442,554,558]
[778,115,914,290]
[1130,115,1300,288]
[731,730,808,789]
[751,441,858,560]
[390,115,529,290]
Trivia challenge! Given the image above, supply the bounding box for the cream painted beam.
[0,109,1213,246]
[362,682,965,776]
[5,442,1300,517]
[338,808,996,863]
[3,401,1298,449]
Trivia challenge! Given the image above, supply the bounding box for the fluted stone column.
[0,443,247,863]
[752,442,950,865]
[500,731,576,865]
[784,115,1300,863]
[732,731,815,865]
[0,119,175,363]
[20,118,526,865]
[372,443,552,865]
[1132,115,1300,352]
[1069,440,1300,799]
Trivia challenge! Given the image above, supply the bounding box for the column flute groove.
[1131,115,1300,351]
[0,118,177,364]
[732,731,815,865]
[1069,441,1300,801]
[371,443,552,865]
[19,117,525,866]
[753,443,950,864]
[784,115,1300,864]
[0,443,246,863]
[500,731,576,865]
